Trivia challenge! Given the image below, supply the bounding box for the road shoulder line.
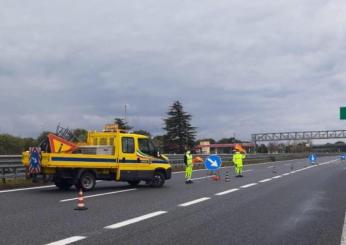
[178,197,210,207]
[240,183,257,188]
[60,188,136,202]
[215,188,239,196]
[341,211,346,245]
[45,236,87,245]
[104,211,167,229]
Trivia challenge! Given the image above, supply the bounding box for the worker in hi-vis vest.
[184,150,193,184]
[233,149,246,177]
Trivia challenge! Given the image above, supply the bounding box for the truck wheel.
[151,172,165,188]
[127,180,140,187]
[78,172,96,191]
[54,179,73,190]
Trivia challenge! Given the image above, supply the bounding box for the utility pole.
[124,104,128,125]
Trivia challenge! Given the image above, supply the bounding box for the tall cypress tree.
[163,101,197,153]
[114,118,133,130]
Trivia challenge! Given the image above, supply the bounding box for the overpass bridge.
[252,130,346,145]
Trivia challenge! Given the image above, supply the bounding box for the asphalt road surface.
[1,156,345,245]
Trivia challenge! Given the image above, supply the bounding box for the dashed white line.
[272,175,282,179]
[45,236,87,245]
[189,170,252,181]
[0,185,56,194]
[215,188,239,196]
[282,173,290,176]
[240,183,257,188]
[178,197,211,207]
[341,211,346,245]
[259,178,272,183]
[173,167,253,175]
[243,169,253,173]
[191,176,212,181]
[104,211,167,229]
[60,189,137,202]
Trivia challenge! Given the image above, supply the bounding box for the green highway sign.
[340,107,346,120]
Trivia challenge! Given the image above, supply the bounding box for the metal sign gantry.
[252,130,346,145]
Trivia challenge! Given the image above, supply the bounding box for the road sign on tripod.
[204,155,222,181]
[204,155,222,170]
[308,154,317,164]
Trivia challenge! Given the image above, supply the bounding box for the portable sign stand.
[204,155,222,181]
[308,153,317,165]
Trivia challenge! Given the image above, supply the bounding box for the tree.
[72,128,88,142]
[23,137,37,151]
[257,144,268,153]
[0,134,25,154]
[163,101,197,153]
[133,130,151,137]
[114,118,133,130]
[36,131,52,145]
[217,137,241,144]
[152,135,164,150]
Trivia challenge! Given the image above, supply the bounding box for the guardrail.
[164,153,312,170]
[0,153,338,182]
[0,155,27,183]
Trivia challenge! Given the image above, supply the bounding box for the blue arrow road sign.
[340,154,346,160]
[308,154,317,163]
[204,155,222,170]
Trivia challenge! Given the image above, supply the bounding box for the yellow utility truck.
[22,124,172,191]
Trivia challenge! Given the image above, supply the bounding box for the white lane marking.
[319,159,338,165]
[259,178,272,183]
[191,176,212,181]
[46,236,87,245]
[341,211,346,245]
[172,156,320,175]
[272,175,282,179]
[215,188,239,196]
[178,197,211,207]
[282,173,290,176]
[104,211,167,229]
[0,185,56,194]
[240,183,257,188]
[1,159,336,193]
[267,166,274,168]
[60,189,136,202]
[189,170,252,181]
[173,166,253,175]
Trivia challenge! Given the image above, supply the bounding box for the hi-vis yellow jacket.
[233,152,246,166]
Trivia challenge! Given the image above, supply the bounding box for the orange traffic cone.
[75,189,88,210]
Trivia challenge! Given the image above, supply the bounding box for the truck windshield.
[138,138,157,157]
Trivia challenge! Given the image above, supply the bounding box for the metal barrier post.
[2,167,5,184]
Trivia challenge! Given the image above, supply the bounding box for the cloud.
[1,0,346,142]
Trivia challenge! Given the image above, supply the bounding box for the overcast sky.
[1,0,346,141]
